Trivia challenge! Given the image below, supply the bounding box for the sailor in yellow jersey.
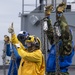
[8,23,45,75]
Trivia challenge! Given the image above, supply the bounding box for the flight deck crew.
[7,24,45,75]
[44,2,75,75]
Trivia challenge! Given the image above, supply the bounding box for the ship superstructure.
[20,0,75,65]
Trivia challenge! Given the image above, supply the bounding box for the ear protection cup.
[25,35,41,49]
[33,37,40,48]
[17,31,29,46]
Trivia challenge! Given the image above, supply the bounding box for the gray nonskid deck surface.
[0,67,75,75]
[0,69,8,75]
[0,70,75,75]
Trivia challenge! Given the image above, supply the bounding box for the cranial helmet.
[25,35,41,49]
[17,31,29,46]
[26,35,34,43]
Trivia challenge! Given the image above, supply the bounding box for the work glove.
[43,19,48,31]
[8,22,14,34]
[56,2,66,13]
[45,4,53,16]
[5,59,10,64]
[4,35,10,44]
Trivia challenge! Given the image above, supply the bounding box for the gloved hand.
[4,35,10,44]
[45,4,53,16]
[56,2,66,13]
[8,22,14,34]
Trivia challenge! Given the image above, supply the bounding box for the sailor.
[7,24,45,75]
[44,2,75,75]
[4,31,29,75]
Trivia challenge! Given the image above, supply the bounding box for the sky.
[0,0,74,40]
[0,0,22,40]
[67,0,75,2]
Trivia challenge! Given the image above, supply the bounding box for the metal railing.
[22,0,40,14]
[21,0,75,14]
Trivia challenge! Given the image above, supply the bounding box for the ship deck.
[0,65,75,75]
